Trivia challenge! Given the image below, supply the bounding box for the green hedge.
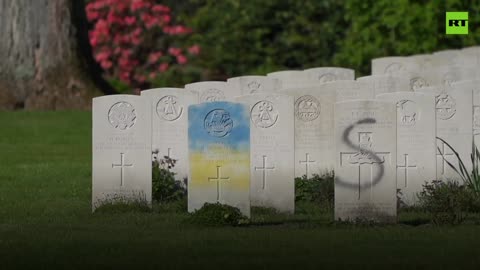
[178,0,480,81]
[185,0,347,79]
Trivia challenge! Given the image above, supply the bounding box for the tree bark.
[0,0,112,110]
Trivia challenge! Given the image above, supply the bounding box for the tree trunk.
[0,0,112,110]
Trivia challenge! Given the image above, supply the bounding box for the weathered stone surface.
[188,101,251,216]
[282,86,336,177]
[92,95,152,211]
[334,100,397,223]
[417,86,473,181]
[236,93,295,213]
[185,81,242,103]
[141,88,198,182]
[227,75,281,95]
[377,92,437,206]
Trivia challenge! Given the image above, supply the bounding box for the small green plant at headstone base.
[94,196,151,214]
[295,172,334,212]
[152,151,186,203]
[417,180,473,225]
[187,202,249,226]
[437,137,480,194]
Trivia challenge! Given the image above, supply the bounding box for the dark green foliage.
[418,180,480,225]
[155,197,188,213]
[185,0,347,79]
[187,202,249,226]
[150,65,203,89]
[180,0,480,81]
[295,173,334,212]
[152,156,186,203]
[94,199,152,214]
[333,0,480,75]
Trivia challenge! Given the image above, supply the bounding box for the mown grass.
[1,111,480,269]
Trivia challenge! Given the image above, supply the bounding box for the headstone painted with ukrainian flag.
[188,101,251,217]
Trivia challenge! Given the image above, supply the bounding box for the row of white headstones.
[92,46,480,222]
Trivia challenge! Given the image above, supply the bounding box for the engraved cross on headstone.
[339,132,390,200]
[112,153,133,187]
[255,155,275,189]
[436,141,455,175]
[208,165,230,201]
[397,154,417,188]
[299,153,316,178]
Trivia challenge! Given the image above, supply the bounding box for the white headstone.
[417,86,473,181]
[227,75,281,95]
[92,95,152,211]
[433,49,465,66]
[236,93,295,213]
[423,66,478,88]
[184,81,242,103]
[335,100,397,223]
[408,54,437,72]
[357,75,411,95]
[319,80,374,102]
[452,80,480,149]
[304,67,355,83]
[461,46,480,66]
[283,87,336,177]
[141,88,198,182]
[188,101,251,216]
[371,56,416,75]
[377,92,437,206]
[267,70,315,90]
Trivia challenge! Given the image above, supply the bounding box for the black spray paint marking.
[336,118,385,191]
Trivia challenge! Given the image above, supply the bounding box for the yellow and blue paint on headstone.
[188,101,251,216]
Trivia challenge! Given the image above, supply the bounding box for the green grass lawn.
[1,111,480,269]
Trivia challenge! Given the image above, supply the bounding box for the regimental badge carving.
[200,88,226,102]
[318,73,337,83]
[442,72,457,86]
[348,133,385,164]
[108,102,136,130]
[397,100,417,126]
[204,109,233,137]
[247,81,262,94]
[384,62,404,74]
[435,93,456,120]
[410,77,428,91]
[251,100,278,128]
[156,95,183,121]
[295,95,320,122]
[474,106,480,132]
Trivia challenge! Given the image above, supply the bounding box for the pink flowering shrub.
[86,0,200,92]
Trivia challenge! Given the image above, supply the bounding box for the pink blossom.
[163,25,191,35]
[176,55,187,65]
[95,51,111,62]
[87,0,194,90]
[120,71,131,83]
[162,15,171,24]
[124,16,136,26]
[134,74,147,83]
[130,0,151,12]
[152,4,170,13]
[188,45,200,55]
[158,63,169,72]
[87,11,100,22]
[148,52,163,64]
[168,47,181,56]
[149,72,157,79]
[101,60,113,69]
